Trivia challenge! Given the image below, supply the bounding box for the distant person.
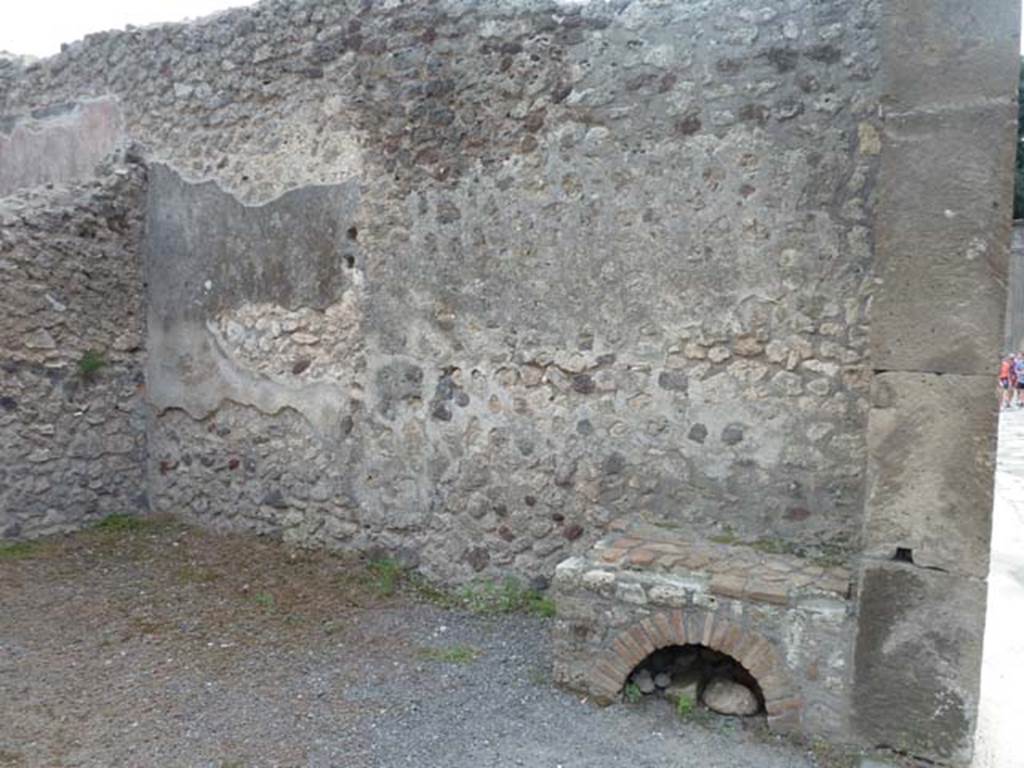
[1000,355,1014,409]
[1013,353,1024,407]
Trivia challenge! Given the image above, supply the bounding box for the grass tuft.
[456,577,556,617]
[624,682,642,703]
[367,557,403,596]
[0,540,42,560]
[675,693,696,719]
[417,645,480,664]
[334,558,556,618]
[77,349,107,380]
[93,514,148,533]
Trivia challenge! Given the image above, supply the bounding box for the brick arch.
[589,608,801,732]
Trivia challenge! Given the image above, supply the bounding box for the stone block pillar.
[1004,224,1024,353]
[853,2,1020,763]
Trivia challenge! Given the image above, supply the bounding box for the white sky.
[1,0,1024,58]
[1,1,257,58]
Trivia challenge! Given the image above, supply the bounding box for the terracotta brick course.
[719,623,746,657]
[652,613,676,648]
[669,609,688,644]
[612,634,643,665]
[551,526,857,735]
[591,530,851,604]
[766,696,803,716]
[700,612,716,646]
[709,572,748,600]
[627,624,657,658]
[767,710,801,734]
[685,611,706,645]
[746,579,790,605]
[627,548,657,566]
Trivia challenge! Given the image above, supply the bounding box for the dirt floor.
[0,519,880,768]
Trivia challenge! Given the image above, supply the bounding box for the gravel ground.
[0,520,864,768]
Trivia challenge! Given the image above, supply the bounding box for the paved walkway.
[974,409,1024,768]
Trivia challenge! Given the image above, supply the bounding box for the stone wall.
[0,96,124,196]
[0,0,883,582]
[0,154,148,539]
[0,1,1017,763]
[852,1,1019,763]
[1004,222,1024,353]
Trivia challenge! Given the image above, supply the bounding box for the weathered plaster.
[0,97,123,196]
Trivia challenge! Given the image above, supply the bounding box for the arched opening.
[624,643,765,717]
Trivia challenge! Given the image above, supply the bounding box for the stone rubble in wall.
[213,292,364,381]
[0,0,880,202]
[0,0,883,582]
[0,151,148,539]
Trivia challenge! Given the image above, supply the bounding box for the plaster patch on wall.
[0,97,124,196]
[144,164,360,435]
[147,318,352,435]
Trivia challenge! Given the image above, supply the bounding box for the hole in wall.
[893,547,914,564]
[624,644,765,718]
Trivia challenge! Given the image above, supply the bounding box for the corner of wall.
[852,1,1021,763]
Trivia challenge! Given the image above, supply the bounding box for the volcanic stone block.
[871,107,1015,375]
[854,564,986,766]
[863,372,996,578]
[881,0,1020,111]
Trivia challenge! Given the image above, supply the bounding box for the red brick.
[709,617,733,651]
[718,623,745,657]
[732,632,760,666]
[615,537,644,548]
[685,611,706,645]
[745,579,790,605]
[700,612,716,646]
[652,613,677,648]
[820,573,851,597]
[628,548,657,566]
[644,542,686,554]
[638,617,664,650]
[610,635,637,665]
[669,609,688,645]
[628,624,657,658]
[767,709,801,734]
[765,696,802,717]
[709,572,748,600]
[741,639,778,677]
[758,674,792,704]
[611,631,645,667]
[594,656,629,692]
